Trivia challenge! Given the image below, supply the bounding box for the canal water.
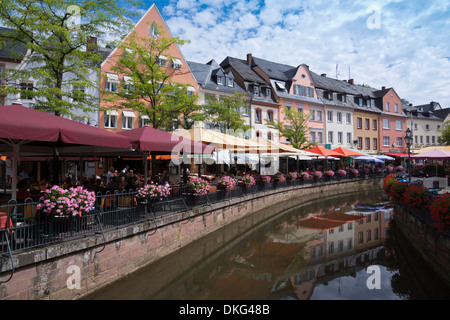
[84,189,450,300]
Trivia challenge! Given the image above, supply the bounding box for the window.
[171,58,182,70]
[327,110,333,122]
[310,110,315,121]
[104,110,118,128]
[357,117,362,129]
[373,119,377,130]
[294,84,315,97]
[346,113,351,124]
[414,123,418,130]
[297,105,304,113]
[216,76,223,85]
[383,136,390,146]
[357,137,362,149]
[338,93,346,102]
[156,55,167,67]
[365,138,370,150]
[365,118,370,130]
[358,232,363,244]
[256,131,261,138]
[366,230,371,242]
[395,103,399,112]
[267,132,272,140]
[122,76,133,92]
[328,131,333,144]
[267,110,274,122]
[255,109,262,123]
[338,132,343,144]
[374,228,379,240]
[383,119,390,129]
[337,112,342,123]
[317,132,323,144]
[373,138,377,150]
[20,82,34,100]
[420,136,423,144]
[265,87,270,97]
[139,115,150,127]
[122,110,135,130]
[396,120,403,131]
[72,85,85,102]
[426,136,430,144]
[432,136,436,144]
[253,85,259,96]
[347,132,352,144]
[105,73,119,92]
[425,124,430,131]
[310,131,316,143]
[149,22,159,39]
[386,102,390,111]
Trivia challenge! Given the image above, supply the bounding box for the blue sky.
[132,0,450,108]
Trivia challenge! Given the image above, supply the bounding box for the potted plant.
[136,183,171,202]
[38,185,96,217]
[186,176,210,196]
[430,193,450,232]
[299,171,310,183]
[241,173,256,191]
[389,181,408,201]
[337,169,347,179]
[324,170,334,181]
[313,171,322,181]
[286,172,297,185]
[349,168,359,176]
[402,184,430,213]
[217,175,237,191]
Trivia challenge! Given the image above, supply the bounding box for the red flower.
[430,193,450,232]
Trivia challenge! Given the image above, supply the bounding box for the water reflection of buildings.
[183,203,394,300]
[288,206,394,300]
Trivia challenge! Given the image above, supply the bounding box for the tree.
[103,26,197,130]
[438,121,450,145]
[0,0,140,118]
[203,92,251,133]
[266,106,316,149]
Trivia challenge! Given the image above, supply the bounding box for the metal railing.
[1,173,387,257]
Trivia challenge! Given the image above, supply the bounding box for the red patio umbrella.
[117,126,212,154]
[0,104,132,199]
[332,147,367,157]
[305,146,342,157]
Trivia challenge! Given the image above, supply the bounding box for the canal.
[83,189,450,300]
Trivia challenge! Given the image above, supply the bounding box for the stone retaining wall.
[393,204,450,288]
[0,178,383,300]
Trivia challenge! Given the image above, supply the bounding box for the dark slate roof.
[220,56,268,85]
[412,101,441,112]
[310,71,375,98]
[187,59,246,94]
[252,56,297,81]
[0,27,29,62]
[432,108,450,121]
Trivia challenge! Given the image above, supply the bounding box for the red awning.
[384,153,409,158]
[117,127,213,154]
[0,104,130,149]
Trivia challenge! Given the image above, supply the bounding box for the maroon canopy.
[411,148,450,160]
[0,104,130,148]
[117,127,213,154]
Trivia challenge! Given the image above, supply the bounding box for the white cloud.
[153,0,450,107]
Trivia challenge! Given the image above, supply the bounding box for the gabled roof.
[252,56,297,81]
[310,71,375,98]
[413,101,441,112]
[187,59,246,94]
[220,56,268,85]
[432,108,450,121]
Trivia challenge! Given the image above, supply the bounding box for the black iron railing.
[1,173,387,256]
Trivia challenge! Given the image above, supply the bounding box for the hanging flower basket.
[217,176,237,191]
[186,177,210,196]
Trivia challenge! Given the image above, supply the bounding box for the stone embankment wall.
[0,178,383,300]
[393,204,450,288]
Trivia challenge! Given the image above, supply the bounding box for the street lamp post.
[405,128,413,183]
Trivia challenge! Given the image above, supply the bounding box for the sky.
[123,0,450,109]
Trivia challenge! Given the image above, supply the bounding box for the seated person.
[16,180,31,201]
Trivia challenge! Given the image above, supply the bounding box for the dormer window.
[226,77,233,87]
[338,93,346,102]
[275,82,286,92]
[217,76,223,85]
[265,88,271,98]
[253,85,259,96]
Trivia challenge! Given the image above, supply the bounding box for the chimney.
[382,86,386,90]
[321,73,327,77]
[409,103,413,107]
[87,36,97,52]
[348,79,354,84]
[247,53,252,65]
